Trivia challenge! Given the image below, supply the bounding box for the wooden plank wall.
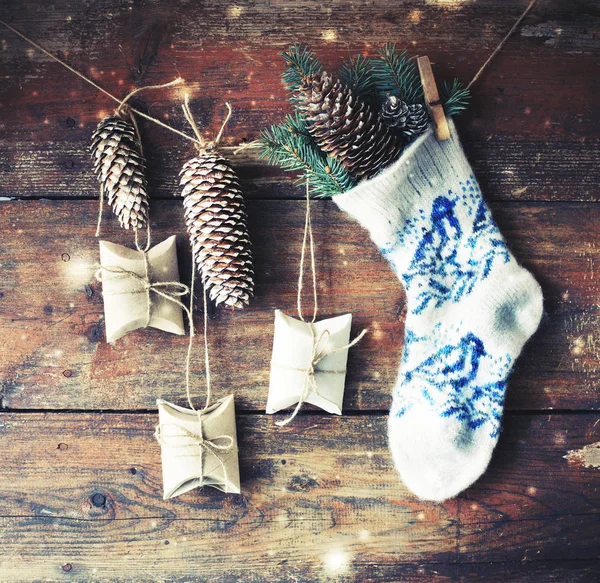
[0,1,599,581]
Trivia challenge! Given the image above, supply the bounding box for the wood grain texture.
[0,199,598,411]
[0,412,598,582]
[1,0,599,580]
[0,1,599,202]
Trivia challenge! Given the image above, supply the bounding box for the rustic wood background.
[1,1,599,581]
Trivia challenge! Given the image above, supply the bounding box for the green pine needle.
[282,112,311,137]
[371,43,423,104]
[258,116,355,197]
[281,44,323,94]
[339,54,375,99]
[442,79,471,117]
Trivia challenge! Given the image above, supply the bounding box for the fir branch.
[441,79,471,117]
[371,44,423,104]
[282,111,311,138]
[281,44,323,94]
[339,54,375,100]
[259,116,355,197]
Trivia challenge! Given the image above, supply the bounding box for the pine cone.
[381,96,429,139]
[296,72,402,180]
[180,153,254,309]
[90,114,149,230]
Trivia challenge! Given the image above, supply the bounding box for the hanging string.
[297,180,318,324]
[467,0,539,90]
[201,281,212,412]
[277,179,368,426]
[156,258,235,492]
[178,96,235,413]
[179,92,233,411]
[94,185,105,238]
[184,252,198,411]
[175,249,235,489]
[3,0,540,165]
[181,93,233,419]
[0,19,203,146]
[181,249,213,415]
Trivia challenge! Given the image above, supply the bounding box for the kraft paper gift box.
[266,309,353,416]
[155,395,240,499]
[98,235,186,342]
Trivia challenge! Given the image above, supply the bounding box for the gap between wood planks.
[0,408,597,415]
[3,196,600,204]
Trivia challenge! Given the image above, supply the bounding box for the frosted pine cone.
[180,154,254,309]
[381,95,429,139]
[296,71,402,180]
[90,114,149,230]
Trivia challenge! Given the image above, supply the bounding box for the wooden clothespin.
[417,56,450,142]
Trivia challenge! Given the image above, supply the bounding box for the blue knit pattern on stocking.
[382,177,510,314]
[383,177,513,438]
[393,326,512,438]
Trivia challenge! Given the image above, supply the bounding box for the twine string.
[181,93,233,154]
[95,184,105,238]
[232,139,262,156]
[133,223,152,253]
[0,19,204,146]
[182,249,213,415]
[115,78,183,117]
[214,102,233,146]
[2,0,540,158]
[180,247,233,490]
[297,180,318,324]
[154,423,234,456]
[467,0,539,90]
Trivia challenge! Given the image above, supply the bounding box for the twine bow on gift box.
[95,257,192,329]
[154,412,236,491]
[275,325,367,427]
[275,181,368,427]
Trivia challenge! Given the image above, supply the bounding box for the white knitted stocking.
[334,121,543,501]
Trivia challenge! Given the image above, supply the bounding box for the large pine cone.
[90,114,149,230]
[180,153,254,309]
[381,95,429,139]
[296,71,402,180]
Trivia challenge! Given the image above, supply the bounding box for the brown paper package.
[98,235,185,342]
[156,395,241,499]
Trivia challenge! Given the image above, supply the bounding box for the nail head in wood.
[417,56,451,142]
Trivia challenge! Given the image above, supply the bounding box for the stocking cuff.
[333,119,473,249]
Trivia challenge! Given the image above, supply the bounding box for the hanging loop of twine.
[176,92,236,424]
[297,180,318,324]
[181,93,233,155]
[157,252,233,490]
